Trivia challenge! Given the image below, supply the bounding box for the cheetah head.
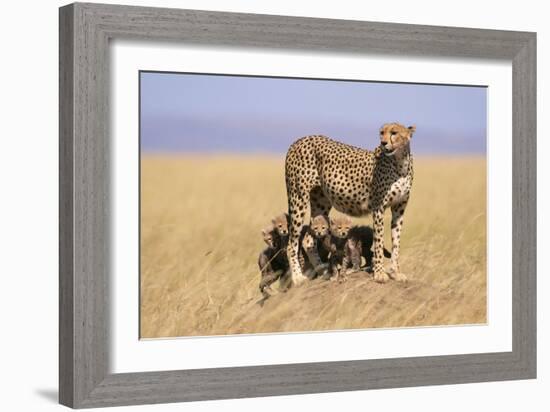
[330,215,353,239]
[261,225,276,248]
[311,215,330,238]
[272,213,289,237]
[379,123,416,156]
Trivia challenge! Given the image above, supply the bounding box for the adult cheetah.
[285,123,415,285]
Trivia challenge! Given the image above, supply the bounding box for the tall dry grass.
[140,155,486,338]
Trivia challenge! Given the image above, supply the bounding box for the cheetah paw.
[292,274,308,286]
[260,287,273,298]
[374,272,390,283]
[389,272,408,282]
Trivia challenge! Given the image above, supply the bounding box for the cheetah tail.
[383,248,392,259]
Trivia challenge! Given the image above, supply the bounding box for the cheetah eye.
[391,131,397,136]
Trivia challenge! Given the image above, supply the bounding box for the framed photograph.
[59,2,536,408]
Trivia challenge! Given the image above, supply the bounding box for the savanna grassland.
[140,155,486,338]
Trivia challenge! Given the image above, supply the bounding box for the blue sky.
[140,72,486,155]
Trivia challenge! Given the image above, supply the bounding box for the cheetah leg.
[388,201,408,282]
[342,252,350,273]
[302,233,326,277]
[300,233,317,279]
[349,240,362,273]
[259,269,283,298]
[364,250,374,272]
[287,199,308,286]
[324,254,338,281]
[330,261,343,282]
[372,208,389,283]
[278,268,292,292]
[334,266,347,283]
[339,253,350,282]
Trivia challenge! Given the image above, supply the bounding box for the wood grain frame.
[59,2,536,408]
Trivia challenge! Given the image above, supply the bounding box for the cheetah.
[285,122,415,285]
[271,211,332,277]
[322,216,391,280]
[344,225,392,272]
[323,215,353,282]
[259,212,311,296]
[258,224,289,297]
[307,214,331,263]
[299,214,331,277]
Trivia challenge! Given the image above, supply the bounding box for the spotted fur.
[285,123,415,284]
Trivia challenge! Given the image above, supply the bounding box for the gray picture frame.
[59,2,537,409]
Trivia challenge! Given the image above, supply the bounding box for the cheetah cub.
[323,215,354,282]
[345,225,392,272]
[324,216,391,282]
[258,222,289,298]
[300,215,332,278]
[306,215,331,263]
[259,213,333,295]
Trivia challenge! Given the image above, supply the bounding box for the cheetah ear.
[407,125,416,137]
